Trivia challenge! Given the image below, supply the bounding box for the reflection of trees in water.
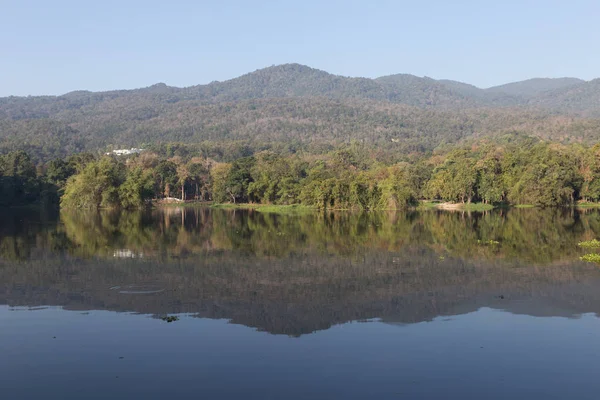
[4,207,600,335]
[2,247,600,336]
[0,207,59,261]
[2,207,600,263]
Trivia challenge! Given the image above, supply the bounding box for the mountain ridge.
[2,63,600,162]
[2,62,596,121]
[0,63,592,102]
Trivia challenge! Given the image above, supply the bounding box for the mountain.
[161,64,480,108]
[0,64,595,117]
[190,63,386,102]
[436,79,487,98]
[529,79,600,115]
[486,77,585,98]
[1,63,600,161]
[436,79,522,106]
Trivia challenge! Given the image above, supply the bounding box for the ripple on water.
[109,284,165,295]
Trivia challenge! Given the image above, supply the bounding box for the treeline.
[0,151,58,207]
[4,137,600,209]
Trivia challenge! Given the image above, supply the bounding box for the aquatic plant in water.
[577,239,600,248]
[477,239,500,245]
[580,253,600,263]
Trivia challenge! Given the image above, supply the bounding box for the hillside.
[1,63,600,161]
[487,77,584,98]
[529,79,600,115]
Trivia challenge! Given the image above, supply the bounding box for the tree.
[187,161,210,200]
[210,163,232,203]
[425,151,476,203]
[505,144,582,206]
[224,157,255,203]
[176,163,190,201]
[0,151,40,205]
[61,157,125,209]
[476,154,504,204]
[154,160,178,198]
[46,159,75,189]
[119,167,155,208]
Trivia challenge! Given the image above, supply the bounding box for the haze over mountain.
[1,63,600,161]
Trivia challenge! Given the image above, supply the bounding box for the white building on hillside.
[106,148,143,156]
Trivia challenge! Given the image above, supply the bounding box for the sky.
[1,0,599,96]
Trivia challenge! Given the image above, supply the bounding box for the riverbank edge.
[153,200,600,213]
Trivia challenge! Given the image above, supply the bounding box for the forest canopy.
[3,137,600,209]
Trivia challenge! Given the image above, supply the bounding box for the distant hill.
[436,79,522,106]
[528,79,600,115]
[0,64,595,116]
[486,77,585,98]
[1,63,600,161]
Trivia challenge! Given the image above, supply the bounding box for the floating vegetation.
[477,239,500,245]
[580,253,600,264]
[160,316,179,323]
[578,239,600,248]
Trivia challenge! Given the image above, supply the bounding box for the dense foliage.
[0,151,54,206]
[5,136,600,209]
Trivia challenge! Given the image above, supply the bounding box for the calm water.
[2,207,600,399]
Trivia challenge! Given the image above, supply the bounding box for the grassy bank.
[210,203,315,214]
[154,200,568,213]
[153,201,209,208]
[417,200,442,210]
[576,202,600,208]
[514,204,536,209]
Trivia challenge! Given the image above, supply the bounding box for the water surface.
[2,207,600,399]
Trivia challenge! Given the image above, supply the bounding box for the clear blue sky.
[1,0,599,96]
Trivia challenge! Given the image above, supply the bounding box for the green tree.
[154,160,178,198]
[224,157,255,203]
[0,151,40,205]
[210,163,232,203]
[61,157,126,209]
[119,167,155,208]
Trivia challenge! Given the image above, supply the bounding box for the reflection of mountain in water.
[2,245,600,336]
[2,207,600,335]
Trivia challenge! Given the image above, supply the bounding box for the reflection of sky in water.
[2,306,600,400]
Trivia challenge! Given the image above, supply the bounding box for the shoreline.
[108,200,600,213]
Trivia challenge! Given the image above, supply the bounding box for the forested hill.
[486,77,585,98]
[1,63,600,162]
[1,63,593,112]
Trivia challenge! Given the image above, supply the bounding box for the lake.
[2,207,600,399]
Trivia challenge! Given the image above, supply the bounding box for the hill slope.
[1,64,600,161]
[486,77,585,98]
